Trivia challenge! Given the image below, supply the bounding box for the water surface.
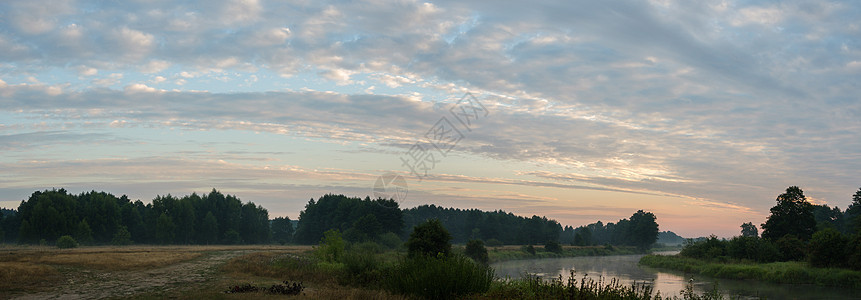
[491,252,861,299]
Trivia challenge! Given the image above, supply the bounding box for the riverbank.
[486,245,640,263]
[639,254,861,288]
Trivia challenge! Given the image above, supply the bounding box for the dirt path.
[12,250,251,300]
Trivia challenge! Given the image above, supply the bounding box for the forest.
[671,186,861,269]
[0,189,272,245]
[0,190,661,249]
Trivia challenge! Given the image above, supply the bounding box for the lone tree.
[465,239,489,264]
[628,210,659,251]
[761,186,816,241]
[740,222,758,237]
[406,219,451,257]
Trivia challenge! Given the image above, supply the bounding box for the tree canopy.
[5,189,270,245]
[761,186,816,241]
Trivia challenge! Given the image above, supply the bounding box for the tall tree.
[406,219,452,257]
[740,222,758,237]
[847,188,861,234]
[155,213,176,244]
[198,212,219,245]
[628,210,659,251]
[761,186,816,241]
[270,216,293,245]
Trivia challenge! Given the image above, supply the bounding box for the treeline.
[402,205,562,245]
[292,196,565,245]
[293,194,403,244]
[682,186,861,270]
[559,210,659,250]
[0,189,275,245]
[1,189,664,249]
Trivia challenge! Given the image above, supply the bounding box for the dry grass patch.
[36,250,203,271]
[0,261,60,292]
[222,252,333,283]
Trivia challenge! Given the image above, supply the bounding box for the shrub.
[406,219,451,257]
[111,226,133,246]
[775,235,805,261]
[808,228,847,268]
[339,247,382,286]
[377,232,403,249]
[680,235,726,260]
[485,238,503,247]
[848,234,861,270]
[385,254,493,299]
[315,229,346,262]
[544,240,562,254]
[727,236,779,262]
[465,239,489,264]
[56,235,78,249]
[523,244,536,255]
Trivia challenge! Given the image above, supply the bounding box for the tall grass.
[475,270,726,300]
[0,261,59,292]
[384,254,494,299]
[640,254,861,288]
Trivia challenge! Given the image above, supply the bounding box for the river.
[490,252,861,299]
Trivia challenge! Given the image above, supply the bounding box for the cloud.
[2,0,861,237]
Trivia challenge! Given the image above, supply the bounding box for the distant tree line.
[1,189,663,250]
[0,189,278,245]
[681,186,861,270]
[560,210,660,250]
[402,205,563,245]
[293,194,403,244]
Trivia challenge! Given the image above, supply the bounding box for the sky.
[1,0,860,238]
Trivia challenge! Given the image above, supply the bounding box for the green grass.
[385,254,494,299]
[639,254,861,288]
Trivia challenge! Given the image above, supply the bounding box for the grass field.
[0,244,312,298]
[0,244,688,299]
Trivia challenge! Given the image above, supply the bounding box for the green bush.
[544,240,562,254]
[465,239,489,264]
[349,241,384,254]
[406,219,451,258]
[315,229,346,262]
[385,254,493,299]
[111,226,133,245]
[339,248,383,286]
[523,244,536,255]
[727,236,779,262]
[808,228,847,268]
[377,232,403,249]
[485,238,503,247]
[680,235,726,260]
[775,235,805,261]
[848,234,861,270]
[56,235,78,249]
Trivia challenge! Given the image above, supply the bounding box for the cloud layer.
[2,0,860,237]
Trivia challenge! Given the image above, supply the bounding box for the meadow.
[2,243,725,299]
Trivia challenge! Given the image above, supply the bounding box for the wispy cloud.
[1,0,860,237]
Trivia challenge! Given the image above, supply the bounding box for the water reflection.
[490,253,861,299]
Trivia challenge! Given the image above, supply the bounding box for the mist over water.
[491,252,861,299]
